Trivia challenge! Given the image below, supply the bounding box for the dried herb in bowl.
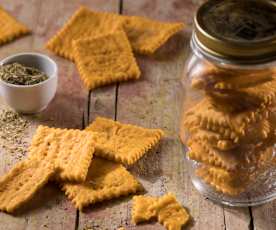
[0,62,49,85]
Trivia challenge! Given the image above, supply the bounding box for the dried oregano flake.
[0,62,48,85]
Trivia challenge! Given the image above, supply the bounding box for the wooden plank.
[78,1,121,230]
[117,0,251,230]
[0,0,87,229]
[252,201,276,230]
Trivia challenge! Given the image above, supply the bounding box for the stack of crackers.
[181,62,276,196]
[0,117,164,213]
[46,6,184,90]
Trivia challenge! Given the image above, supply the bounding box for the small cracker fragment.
[85,117,164,165]
[123,15,184,54]
[149,193,189,230]
[132,195,158,224]
[62,157,142,210]
[29,125,95,182]
[0,6,30,45]
[46,6,123,60]
[73,30,141,90]
[0,159,54,213]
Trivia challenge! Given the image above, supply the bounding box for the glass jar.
[180,0,276,206]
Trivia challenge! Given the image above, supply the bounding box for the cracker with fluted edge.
[46,6,123,61]
[85,117,164,165]
[0,159,54,213]
[61,157,143,210]
[73,30,140,90]
[29,125,95,182]
[0,6,30,45]
[132,195,158,224]
[183,98,269,138]
[123,15,184,54]
[149,193,189,230]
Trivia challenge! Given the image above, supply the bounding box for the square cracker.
[61,157,142,210]
[123,15,184,54]
[0,159,54,213]
[46,6,123,61]
[73,30,141,90]
[149,193,189,230]
[0,6,30,45]
[85,117,164,165]
[29,125,95,182]
[131,195,158,224]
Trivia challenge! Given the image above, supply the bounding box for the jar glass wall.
[180,34,276,207]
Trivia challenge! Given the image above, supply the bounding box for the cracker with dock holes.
[132,195,158,224]
[0,159,54,213]
[73,30,141,90]
[123,15,184,54]
[61,157,142,210]
[46,6,123,61]
[149,193,189,230]
[0,6,30,45]
[29,125,95,182]
[85,117,164,165]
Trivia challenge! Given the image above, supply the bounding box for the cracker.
[61,157,142,210]
[73,30,140,90]
[0,6,30,45]
[149,193,189,230]
[132,195,158,224]
[192,67,274,90]
[0,159,54,213]
[183,98,269,138]
[187,139,240,171]
[196,166,246,196]
[123,16,184,54]
[85,117,164,165]
[46,6,123,60]
[29,125,95,182]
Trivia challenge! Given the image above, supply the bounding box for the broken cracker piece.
[46,6,123,60]
[73,30,140,90]
[29,125,95,182]
[0,159,54,213]
[132,195,158,224]
[86,117,164,165]
[62,157,142,210]
[149,193,189,230]
[123,15,184,54]
[0,6,30,45]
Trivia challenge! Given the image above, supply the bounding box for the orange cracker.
[73,30,141,90]
[85,117,164,165]
[46,6,123,60]
[149,193,189,230]
[61,157,142,210]
[0,6,30,45]
[0,159,54,213]
[131,195,158,224]
[29,125,95,182]
[123,16,184,54]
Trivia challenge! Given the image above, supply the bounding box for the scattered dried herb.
[0,62,48,85]
[0,109,30,160]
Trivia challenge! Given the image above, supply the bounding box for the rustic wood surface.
[0,0,275,230]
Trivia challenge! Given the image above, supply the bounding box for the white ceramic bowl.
[0,52,58,114]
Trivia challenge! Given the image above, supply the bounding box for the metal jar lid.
[194,0,276,64]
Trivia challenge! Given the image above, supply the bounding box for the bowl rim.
[0,52,58,88]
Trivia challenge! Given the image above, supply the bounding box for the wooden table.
[0,1,275,229]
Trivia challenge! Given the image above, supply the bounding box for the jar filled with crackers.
[180,0,276,206]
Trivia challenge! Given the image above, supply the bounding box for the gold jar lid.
[194,0,276,63]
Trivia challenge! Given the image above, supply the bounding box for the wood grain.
[0,0,86,229]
